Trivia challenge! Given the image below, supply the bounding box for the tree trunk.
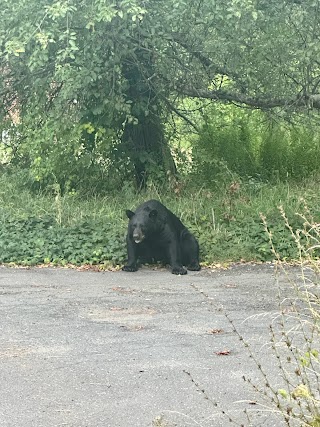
[121,50,176,189]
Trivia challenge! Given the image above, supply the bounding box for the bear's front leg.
[187,261,201,271]
[168,240,187,275]
[122,237,138,272]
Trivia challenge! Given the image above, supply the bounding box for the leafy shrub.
[4,114,132,195]
[0,216,126,266]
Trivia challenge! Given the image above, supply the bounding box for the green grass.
[0,173,319,267]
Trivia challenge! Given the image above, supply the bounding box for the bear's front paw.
[172,266,187,275]
[187,262,201,271]
[122,265,138,272]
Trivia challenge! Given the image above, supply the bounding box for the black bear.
[122,199,201,275]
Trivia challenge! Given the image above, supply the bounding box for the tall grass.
[193,106,320,186]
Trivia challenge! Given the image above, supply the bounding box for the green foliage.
[0,173,318,267]
[260,124,320,181]
[259,124,291,180]
[0,0,174,189]
[193,106,320,185]
[0,215,126,266]
[2,0,320,190]
[193,106,259,186]
[9,115,127,194]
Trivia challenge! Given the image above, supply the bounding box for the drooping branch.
[181,87,320,111]
[165,29,320,113]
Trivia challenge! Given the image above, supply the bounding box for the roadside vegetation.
[251,213,320,427]
[1,105,320,267]
[1,0,320,267]
[1,2,320,425]
[1,113,320,267]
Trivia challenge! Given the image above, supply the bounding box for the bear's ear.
[126,210,135,219]
[149,209,158,219]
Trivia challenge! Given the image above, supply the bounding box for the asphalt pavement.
[0,264,306,426]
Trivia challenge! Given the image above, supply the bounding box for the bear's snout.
[133,228,145,244]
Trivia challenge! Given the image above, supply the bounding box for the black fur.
[122,200,201,275]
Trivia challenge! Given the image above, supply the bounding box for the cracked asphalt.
[0,264,305,426]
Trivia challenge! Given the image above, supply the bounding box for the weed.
[241,209,320,426]
[229,209,320,426]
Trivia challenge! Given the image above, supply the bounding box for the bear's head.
[126,207,158,244]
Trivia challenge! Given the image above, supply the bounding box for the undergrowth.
[0,173,320,266]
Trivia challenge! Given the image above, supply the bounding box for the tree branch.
[181,87,320,110]
[163,97,200,132]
